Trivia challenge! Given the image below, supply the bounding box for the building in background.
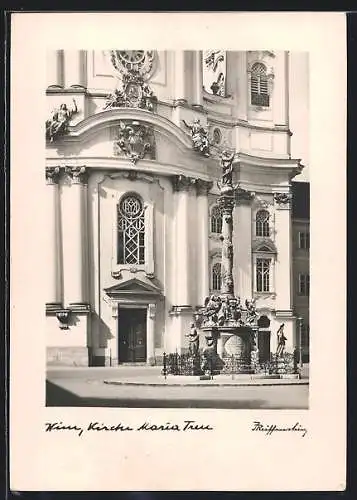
[45,50,309,367]
[292,182,310,362]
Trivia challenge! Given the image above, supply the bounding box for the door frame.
[117,304,148,364]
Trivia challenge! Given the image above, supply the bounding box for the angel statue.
[46,99,78,142]
[182,118,210,156]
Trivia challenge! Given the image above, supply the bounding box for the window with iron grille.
[299,231,310,250]
[298,273,310,296]
[251,62,270,107]
[212,262,222,291]
[117,194,145,265]
[256,258,270,292]
[256,209,270,237]
[211,205,222,234]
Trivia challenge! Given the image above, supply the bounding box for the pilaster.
[171,175,196,307]
[147,303,156,364]
[45,167,61,307]
[65,166,90,311]
[63,50,86,89]
[274,191,293,312]
[196,180,213,306]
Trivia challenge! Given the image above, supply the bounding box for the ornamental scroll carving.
[113,121,155,164]
[104,51,157,112]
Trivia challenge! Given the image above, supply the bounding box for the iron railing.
[161,350,298,378]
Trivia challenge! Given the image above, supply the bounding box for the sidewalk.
[104,375,308,387]
[47,364,310,387]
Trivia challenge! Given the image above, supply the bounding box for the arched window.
[117,193,145,265]
[212,263,222,291]
[256,209,270,237]
[251,62,269,107]
[211,205,222,234]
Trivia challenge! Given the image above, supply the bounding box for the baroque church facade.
[45,50,309,367]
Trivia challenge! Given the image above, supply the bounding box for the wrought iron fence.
[161,350,299,378]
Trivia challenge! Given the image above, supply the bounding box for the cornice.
[52,107,193,151]
[45,157,214,183]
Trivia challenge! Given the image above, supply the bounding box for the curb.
[103,380,309,388]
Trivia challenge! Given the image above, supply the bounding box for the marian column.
[217,152,236,298]
[65,166,89,310]
[45,167,61,309]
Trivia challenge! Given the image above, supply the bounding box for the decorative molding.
[46,99,79,142]
[182,118,210,157]
[104,70,157,112]
[171,174,197,192]
[274,192,292,208]
[235,186,254,204]
[108,50,155,79]
[45,166,61,185]
[252,238,277,254]
[113,120,155,164]
[65,166,88,184]
[56,309,71,330]
[69,302,91,313]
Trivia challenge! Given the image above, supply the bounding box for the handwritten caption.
[44,420,214,437]
[251,421,307,437]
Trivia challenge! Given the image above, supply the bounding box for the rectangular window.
[256,258,270,292]
[298,273,310,296]
[299,231,310,250]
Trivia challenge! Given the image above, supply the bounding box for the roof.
[292,181,310,219]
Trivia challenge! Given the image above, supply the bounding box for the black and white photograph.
[10,12,346,492]
[44,49,310,410]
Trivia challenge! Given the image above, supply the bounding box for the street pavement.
[46,365,309,409]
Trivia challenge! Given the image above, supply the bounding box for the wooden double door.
[118,308,147,363]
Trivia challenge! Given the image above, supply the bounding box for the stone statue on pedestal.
[276,323,287,357]
[185,323,200,356]
[46,99,78,142]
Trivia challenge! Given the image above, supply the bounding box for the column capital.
[66,165,88,184]
[171,174,196,192]
[274,192,292,209]
[45,166,61,185]
[235,187,254,205]
[195,179,213,196]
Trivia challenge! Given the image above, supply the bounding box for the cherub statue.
[46,99,78,142]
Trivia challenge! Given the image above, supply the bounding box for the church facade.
[45,50,308,367]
